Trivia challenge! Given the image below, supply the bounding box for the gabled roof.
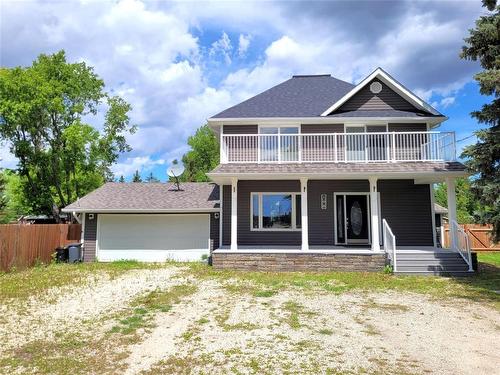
[62,183,220,213]
[209,68,444,121]
[321,68,442,117]
[211,75,355,118]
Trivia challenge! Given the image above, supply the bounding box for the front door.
[335,194,370,245]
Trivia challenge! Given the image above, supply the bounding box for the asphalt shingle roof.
[209,162,467,175]
[211,75,355,118]
[63,182,219,212]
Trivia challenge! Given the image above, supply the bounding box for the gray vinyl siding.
[210,213,220,250]
[378,180,433,246]
[308,180,369,246]
[83,213,98,262]
[222,185,232,246]
[336,79,419,113]
[388,123,428,132]
[301,124,344,133]
[223,125,258,134]
[221,179,434,247]
[238,180,301,246]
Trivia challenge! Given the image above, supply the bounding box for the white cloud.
[0,0,484,180]
[237,34,251,57]
[112,156,165,178]
[210,32,233,65]
[440,96,456,108]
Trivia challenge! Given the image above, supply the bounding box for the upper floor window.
[258,126,299,134]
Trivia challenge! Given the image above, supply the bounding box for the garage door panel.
[98,214,210,261]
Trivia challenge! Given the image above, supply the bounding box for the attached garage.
[97,214,211,262]
[62,182,220,262]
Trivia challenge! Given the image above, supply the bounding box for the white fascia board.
[61,208,220,214]
[207,170,468,184]
[208,116,444,126]
[320,68,441,117]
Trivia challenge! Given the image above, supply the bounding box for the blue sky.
[0,0,492,181]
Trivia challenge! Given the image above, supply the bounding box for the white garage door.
[97,214,210,262]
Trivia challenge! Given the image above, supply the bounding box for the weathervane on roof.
[167,160,185,191]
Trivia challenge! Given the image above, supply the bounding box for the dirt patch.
[0,267,182,353]
[1,264,499,374]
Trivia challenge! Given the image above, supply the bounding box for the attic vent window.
[370,81,382,94]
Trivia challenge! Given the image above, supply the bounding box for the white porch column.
[446,177,457,249]
[300,178,309,251]
[231,177,238,250]
[369,177,380,251]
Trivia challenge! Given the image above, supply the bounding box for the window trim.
[250,192,301,231]
[343,123,388,133]
[258,124,301,134]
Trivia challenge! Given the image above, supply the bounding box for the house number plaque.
[320,194,327,210]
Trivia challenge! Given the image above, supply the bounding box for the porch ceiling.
[207,161,467,183]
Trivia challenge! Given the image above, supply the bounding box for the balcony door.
[259,126,299,162]
[345,126,366,161]
[335,193,370,245]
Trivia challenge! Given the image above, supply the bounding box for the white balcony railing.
[221,131,456,163]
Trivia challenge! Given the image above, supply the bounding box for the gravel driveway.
[1,264,499,375]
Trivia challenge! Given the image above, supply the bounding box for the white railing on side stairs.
[383,219,397,272]
[450,220,473,271]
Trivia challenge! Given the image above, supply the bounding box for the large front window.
[251,193,301,230]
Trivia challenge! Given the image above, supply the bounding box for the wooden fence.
[444,224,500,251]
[0,224,82,271]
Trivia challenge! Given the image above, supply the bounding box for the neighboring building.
[434,203,448,247]
[63,68,473,274]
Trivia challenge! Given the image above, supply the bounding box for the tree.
[132,170,142,182]
[460,0,500,241]
[0,51,135,219]
[0,170,7,222]
[434,178,480,224]
[118,175,125,183]
[0,169,32,223]
[181,124,219,182]
[145,172,159,183]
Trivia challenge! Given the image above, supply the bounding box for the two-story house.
[63,68,472,275]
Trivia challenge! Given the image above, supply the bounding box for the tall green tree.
[0,51,135,219]
[132,170,142,182]
[181,124,219,182]
[0,170,7,222]
[434,178,480,224]
[145,172,159,183]
[0,169,32,223]
[460,0,500,241]
[118,175,125,183]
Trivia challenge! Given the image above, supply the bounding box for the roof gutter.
[208,116,446,128]
[61,208,220,214]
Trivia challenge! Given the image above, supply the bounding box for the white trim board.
[62,208,220,213]
[321,68,441,117]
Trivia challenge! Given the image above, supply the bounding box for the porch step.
[394,251,472,276]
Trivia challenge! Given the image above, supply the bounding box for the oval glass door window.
[350,201,363,235]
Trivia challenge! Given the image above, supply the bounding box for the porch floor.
[215,245,452,254]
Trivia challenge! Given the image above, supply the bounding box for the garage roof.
[62,182,220,213]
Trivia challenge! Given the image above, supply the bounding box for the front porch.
[212,246,472,274]
[210,170,472,273]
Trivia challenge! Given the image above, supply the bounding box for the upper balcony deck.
[220,131,456,164]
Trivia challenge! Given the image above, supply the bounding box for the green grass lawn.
[1,254,499,308]
[477,251,500,267]
[0,260,162,302]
